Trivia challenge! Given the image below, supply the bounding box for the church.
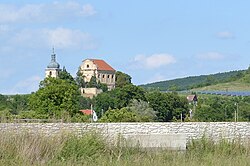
[45,50,116,97]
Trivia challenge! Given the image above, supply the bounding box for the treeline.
[0,69,189,122]
[1,69,250,122]
[141,69,246,91]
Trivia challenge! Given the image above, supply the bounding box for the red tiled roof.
[91,59,115,71]
[80,109,92,115]
[187,95,195,102]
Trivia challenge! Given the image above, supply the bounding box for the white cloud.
[45,28,97,49]
[0,4,43,23]
[216,31,235,39]
[0,2,97,23]
[80,4,97,16]
[134,53,176,69]
[9,27,97,50]
[197,52,225,60]
[9,76,42,94]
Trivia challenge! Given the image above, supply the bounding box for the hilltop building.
[44,53,116,98]
[79,59,116,91]
[45,49,61,78]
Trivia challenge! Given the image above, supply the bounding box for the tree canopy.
[29,77,81,119]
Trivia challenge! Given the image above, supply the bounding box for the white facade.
[80,59,116,91]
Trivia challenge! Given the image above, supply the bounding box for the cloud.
[0,2,97,23]
[9,27,98,50]
[9,76,42,94]
[0,4,43,23]
[197,52,225,60]
[133,53,176,69]
[216,31,235,39]
[45,28,97,49]
[80,4,97,16]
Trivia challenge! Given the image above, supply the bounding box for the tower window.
[87,64,89,68]
[49,71,52,76]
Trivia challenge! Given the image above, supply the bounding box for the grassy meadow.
[194,80,250,91]
[0,132,249,166]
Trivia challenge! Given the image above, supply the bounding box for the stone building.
[45,49,61,78]
[79,59,116,91]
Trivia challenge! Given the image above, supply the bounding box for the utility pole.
[234,102,239,122]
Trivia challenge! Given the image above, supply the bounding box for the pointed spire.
[51,47,56,62]
[47,47,60,69]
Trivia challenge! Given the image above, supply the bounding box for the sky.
[1,0,250,94]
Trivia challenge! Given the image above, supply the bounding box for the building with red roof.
[80,59,116,93]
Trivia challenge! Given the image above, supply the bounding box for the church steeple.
[47,48,60,69]
[45,48,61,78]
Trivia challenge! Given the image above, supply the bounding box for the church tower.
[45,48,61,78]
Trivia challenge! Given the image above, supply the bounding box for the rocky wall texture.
[0,122,249,142]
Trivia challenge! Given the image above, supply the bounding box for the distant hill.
[140,70,246,91]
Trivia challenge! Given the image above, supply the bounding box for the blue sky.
[1,0,250,94]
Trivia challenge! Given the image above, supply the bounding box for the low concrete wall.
[124,134,187,150]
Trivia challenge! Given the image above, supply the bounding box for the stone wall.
[0,122,249,143]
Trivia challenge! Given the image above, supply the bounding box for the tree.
[75,67,86,88]
[87,76,98,88]
[128,99,156,122]
[115,71,132,88]
[29,77,81,119]
[93,92,115,117]
[59,67,76,84]
[0,94,8,110]
[6,95,29,115]
[112,84,146,109]
[146,92,188,122]
[100,107,139,122]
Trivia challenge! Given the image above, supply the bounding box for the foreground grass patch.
[0,131,249,166]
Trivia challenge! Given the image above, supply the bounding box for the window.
[86,64,89,68]
[103,75,105,78]
[107,75,110,78]
[49,71,52,76]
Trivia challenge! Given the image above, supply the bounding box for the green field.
[193,80,250,91]
[0,131,249,166]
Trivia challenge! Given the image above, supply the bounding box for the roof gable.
[91,59,115,71]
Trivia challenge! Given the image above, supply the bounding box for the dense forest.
[140,70,246,91]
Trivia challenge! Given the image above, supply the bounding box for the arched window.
[87,64,89,68]
[49,71,52,76]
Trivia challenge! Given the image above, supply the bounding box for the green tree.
[29,77,81,119]
[128,99,156,122]
[59,67,76,84]
[75,67,86,88]
[0,94,8,110]
[100,107,139,122]
[93,92,115,117]
[146,92,188,122]
[112,84,146,109]
[7,95,29,115]
[115,71,132,88]
[87,76,98,88]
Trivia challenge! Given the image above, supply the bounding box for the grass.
[194,80,250,91]
[0,131,249,166]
